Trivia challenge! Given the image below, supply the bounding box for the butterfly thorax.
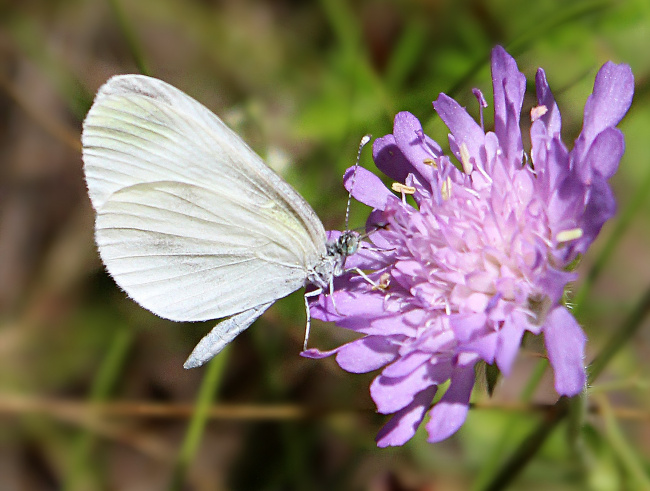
[307,230,359,289]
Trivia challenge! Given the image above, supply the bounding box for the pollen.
[423,158,438,168]
[391,182,416,194]
[530,105,548,122]
[459,142,473,175]
[372,272,391,291]
[441,176,452,200]
[556,228,583,243]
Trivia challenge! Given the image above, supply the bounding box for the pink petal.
[343,166,396,211]
[375,385,437,447]
[433,94,485,160]
[309,286,384,324]
[544,306,586,396]
[393,111,443,179]
[579,176,616,252]
[361,309,424,337]
[580,127,625,183]
[531,126,570,197]
[365,209,395,250]
[381,351,432,378]
[491,45,526,167]
[343,243,389,270]
[425,362,476,442]
[495,316,525,375]
[301,347,340,359]
[463,331,498,364]
[581,62,634,147]
[534,68,562,136]
[415,329,455,354]
[336,335,399,373]
[372,134,413,183]
[449,313,488,342]
[371,362,433,414]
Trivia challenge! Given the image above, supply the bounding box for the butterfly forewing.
[82,75,328,322]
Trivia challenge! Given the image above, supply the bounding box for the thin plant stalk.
[167,348,230,491]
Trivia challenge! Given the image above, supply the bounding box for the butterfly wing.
[82,75,327,322]
[183,302,273,369]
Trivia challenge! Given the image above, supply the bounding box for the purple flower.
[303,46,634,447]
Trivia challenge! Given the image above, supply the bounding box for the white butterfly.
[82,75,364,369]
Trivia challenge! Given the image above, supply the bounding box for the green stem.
[587,287,650,384]
[168,349,230,491]
[573,163,650,318]
[479,285,650,490]
[64,325,133,491]
[596,393,650,488]
[107,0,150,76]
[471,358,548,491]
[481,398,570,491]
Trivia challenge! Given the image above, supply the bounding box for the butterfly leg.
[327,272,343,315]
[360,244,395,253]
[303,288,323,350]
[345,266,378,288]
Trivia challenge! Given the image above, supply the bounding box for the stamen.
[556,228,583,243]
[441,176,452,200]
[530,105,548,122]
[392,182,416,205]
[391,182,416,194]
[372,272,391,291]
[423,158,438,168]
[459,142,473,175]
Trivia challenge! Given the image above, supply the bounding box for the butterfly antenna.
[344,134,372,231]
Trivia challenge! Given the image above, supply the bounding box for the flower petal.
[578,176,616,253]
[309,285,384,324]
[425,362,476,442]
[301,346,341,359]
[581,61,634,148]
[495,316,525,375]
[581,127,625,183]
[382,350,432,378]
[433,93,485,160]
[393,111,443,179]
[491,45,526,167]
[544,306,586,396]
[371,362,433,414]
[360,311,421,337]
[343,243,390,269]
[463,332,498,364]
[336,335,400,373]
[372,134,413,183]
[343,165,396,211]
[376,385,437,447]
[531,125,570,197]
[449,313,488,342]
[535,68,562,136]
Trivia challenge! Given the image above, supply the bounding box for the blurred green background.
[1,0,649,489]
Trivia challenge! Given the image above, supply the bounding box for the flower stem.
[167,348,230,491]
[478,284,650,491]
[107,0,150,76]
[573,163,650,319]
[594,393,650,488]
[587,286,650,384]
[480,398,569,491]
[64,324,133,491]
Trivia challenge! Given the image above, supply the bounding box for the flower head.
[303,46,634,447]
